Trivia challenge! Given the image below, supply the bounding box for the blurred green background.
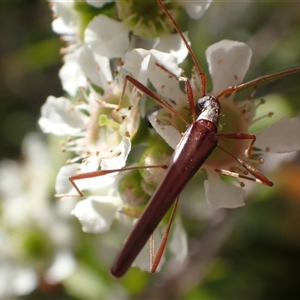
[0,1,300,299]
[0,1,62,160]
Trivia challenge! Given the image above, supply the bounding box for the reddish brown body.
[62,0,300,279]
[111,112,220,277]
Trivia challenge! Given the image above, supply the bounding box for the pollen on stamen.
[252,112,274,124]
[254,98,266,110]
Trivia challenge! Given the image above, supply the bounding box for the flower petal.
[55,164,80,195]
[204,169,246,210]
[39,96,87,136]
[255,117,300,153]
[71,196,121,233]
[55,157,117,196]
[155,32,189,64]
[100,136,131,170]
[51,2,77,35]
[86,0,113,8]
[148,50,185,103]
[0,265,37,298]
[59,51,87,96]
[169,216,188,262]
[122,48,151,85]
[85,15,130,59]
[44,250,76,284]
[148,110,182,150]
[181,0,213,19]
[206,40,252,95]
[77,45,112,90]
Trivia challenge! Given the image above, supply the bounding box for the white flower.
[124,40,300,210]
[0,133,76,297]
[51,0,211,97]
[42,0,216,274]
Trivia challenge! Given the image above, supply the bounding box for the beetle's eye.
[196,96,209,113]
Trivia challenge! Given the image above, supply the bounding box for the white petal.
[77,45,112,89]
[85,15,130,58]
[181,0,213,19]
[260,152,297,173]
[39,96,87,136]
[86,0,113,8]
[0,264,37,298]
[156,33,189,64]
[122,48,150,85]
[148,50,185,103]
[55,158,116,196]
[45,250,76,284]
[93,53,113,85]
[55,164,80,195]
[149,49,183,77]
[148,111,181,150]
[59,51,87,96]
[204,169,246,210]
[100,136,131,170]
[255,117,300,153]
[71,196,121,233]
[51,2,77,35]
[169,217,188,262]
[206,40,252,95]
[0,160,23,198]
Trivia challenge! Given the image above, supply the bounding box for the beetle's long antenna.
[157,0,207,96]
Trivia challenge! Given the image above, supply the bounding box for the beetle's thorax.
[195,95,221,129]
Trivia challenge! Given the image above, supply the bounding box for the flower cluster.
[38,0,300,276]
[38,0,214,273]
[0,134,76,298]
